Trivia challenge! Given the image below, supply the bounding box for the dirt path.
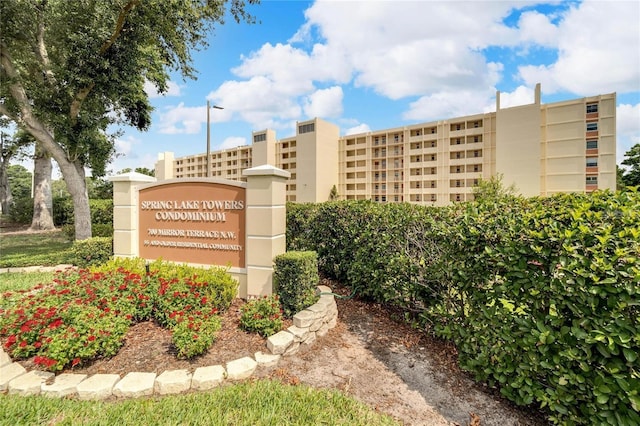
[261,290,548,426]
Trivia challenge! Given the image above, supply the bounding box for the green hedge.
[286,190,640,425]
[273,251,320,317]
[53,197,113,226]
[68,237,113,267]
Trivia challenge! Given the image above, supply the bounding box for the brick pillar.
[242,165,290,297]
[108,172,156,258]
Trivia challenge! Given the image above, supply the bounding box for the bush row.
[286,190,640,425]
[8,197,113,228]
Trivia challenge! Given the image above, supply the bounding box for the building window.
[586,140,598,149]
[253,133,266,143]
[586,176,598,185]
[298,123,315,134]
[430,194,437,202]
[586,122,598,132]
[586,157,598,167]
[586,103,598,114]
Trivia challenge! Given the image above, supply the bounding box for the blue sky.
[111,0,640,174]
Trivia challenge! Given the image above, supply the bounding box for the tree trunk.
[0,159,12,215]
[29,141,55,231]
[66,162,92,240]
[17,122,91,240]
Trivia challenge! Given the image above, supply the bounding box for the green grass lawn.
[0,231,73,268]
[0,379,398,426]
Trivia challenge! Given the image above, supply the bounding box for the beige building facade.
[156,86,616,205]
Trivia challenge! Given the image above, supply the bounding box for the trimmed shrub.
[274,251,320,317]
[240,295,284,337]
[68,237,113,267]
[91,223,113,238]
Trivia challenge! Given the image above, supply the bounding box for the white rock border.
[0,284,338,400]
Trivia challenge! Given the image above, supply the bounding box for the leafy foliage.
[273,251,320,318]
[286,192,640,425]
[621,143,640,187]
[471,173,519,203]
[68,237,113,267]
[1,0,259,240]
[240,295,284,337]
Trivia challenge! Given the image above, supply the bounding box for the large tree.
[0,0,257,239]
[621,144,640,187]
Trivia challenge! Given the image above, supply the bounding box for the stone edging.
[0,279,338,400]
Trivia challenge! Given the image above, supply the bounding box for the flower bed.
[0,259,237,371]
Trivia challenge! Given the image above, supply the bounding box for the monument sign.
[138,181,246,267]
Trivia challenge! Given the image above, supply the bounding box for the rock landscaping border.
[0,283,338,400]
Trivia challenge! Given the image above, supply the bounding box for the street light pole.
[206,101,224,177]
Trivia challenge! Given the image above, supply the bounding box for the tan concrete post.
[242,165,290,297]
[108,172,156,258]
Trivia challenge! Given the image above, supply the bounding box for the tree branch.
[0,41,67,164]
[69,0,140,123]
[100,0,140,55]
[35,0,56,85]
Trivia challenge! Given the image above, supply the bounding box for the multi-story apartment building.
[156,84,616,205]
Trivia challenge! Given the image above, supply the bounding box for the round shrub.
[68,237,113,267]
[239,295,284,337]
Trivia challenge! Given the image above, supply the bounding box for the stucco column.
[108,172,156,258]
[242,165,290,297]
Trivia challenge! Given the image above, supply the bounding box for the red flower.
[34,356,57,368]
[19,340,27,348]
[88,335,96,341]
[72,358,81,367]
[48,319,63,329]
[34,341,42,348]
[20,324,31,333]
[119,284,127,291]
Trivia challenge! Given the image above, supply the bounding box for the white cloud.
[303,86,343,118]
[201,0,638,140]
[344,123,371,136]
[208,1,539,128]
[498,85,536,109]
[516,10,559,47]
[617,103,640,164]
[144,80,182,98]
[217,136,247,151]
[156,103,230,135]
[404,89,496,122]
[114,135,139,157]
[518,1,640,95]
